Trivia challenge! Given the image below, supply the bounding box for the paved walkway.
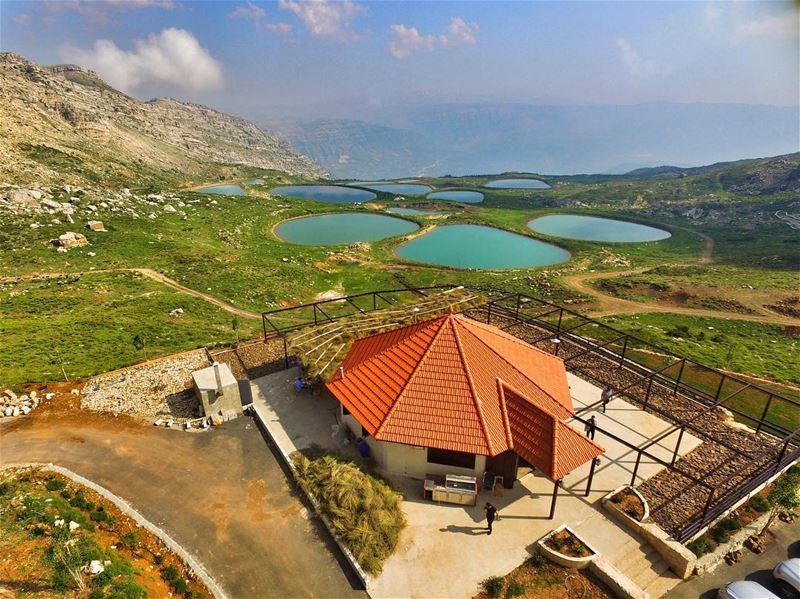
[0,410,364,599]
[250,368,703,599]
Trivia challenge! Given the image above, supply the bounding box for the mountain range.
[265,103,799,179]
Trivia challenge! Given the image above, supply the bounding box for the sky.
[1,0,798,121]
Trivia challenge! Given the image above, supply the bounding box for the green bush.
[712,528,730,544]
[45,478,66,492]
[162,565,179,584]
[60,489,71,499]
[481,576,504,598]
[505,582,525,598]
[526,552,546,568]
[120,530,140,550]
[0,481,13,496]
[172,578,189,594]
[719,518,742,532]
[291,452,406,575]
[687,535,716,557]
[749,496,770,513]
[154,553,164,565]
[90,510,109,522]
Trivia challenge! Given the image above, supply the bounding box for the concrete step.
[631,558,670,590]
[617,547,650,574]
[643,572,683,599]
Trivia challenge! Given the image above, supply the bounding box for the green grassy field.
[2,167,797,388]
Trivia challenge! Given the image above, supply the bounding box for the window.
[427,448,476,469]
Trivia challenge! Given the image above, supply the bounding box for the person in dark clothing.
[484,502,498,535]
[585,415,597,440]
[601,386,614,413]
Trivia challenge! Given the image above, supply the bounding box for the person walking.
[601,386,614,413]
[585,415,597,440]
[484,502,498,535]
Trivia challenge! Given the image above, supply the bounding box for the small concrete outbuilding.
[192,362,243,422]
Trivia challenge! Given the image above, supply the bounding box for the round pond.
[271,185,376,204]
[196,184,246,196]
[396,224,570,269]
[350,182,432,195]
[485,178,551,189]
[426,190,484,204]
[275,213,418,246]
[528,214,671,243]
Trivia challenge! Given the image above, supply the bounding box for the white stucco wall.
[340,406,487,480]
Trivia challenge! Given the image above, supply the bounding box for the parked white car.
[718,580,780,599]
[774,558,800,595]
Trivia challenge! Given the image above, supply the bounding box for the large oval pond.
[350,182,432,195]
[196,184,246,196]
[275,213,419,246]
[485,178,551,189]
[426,190,484,204]
[396,225,570,269]
[528,214,671,243]
[271,185,376,204]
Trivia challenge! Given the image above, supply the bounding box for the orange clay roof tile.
[326,313,603,479]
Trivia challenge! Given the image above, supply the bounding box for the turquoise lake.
[528,214,671,242]
[485,178,551,189]
[196,184,246,196]
[385,207,440,216]
[271,185,376,204]
[426,190,484,204]
[350,182,432,195]
[396,225,570,269]
[274,213,418,246]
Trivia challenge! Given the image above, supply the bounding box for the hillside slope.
[0,53,325,188]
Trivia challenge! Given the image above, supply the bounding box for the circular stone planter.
[604,485,650,523]
[537,525,598,570]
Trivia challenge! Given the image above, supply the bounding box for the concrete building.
[192,362,243,422]
[326,313,603,494]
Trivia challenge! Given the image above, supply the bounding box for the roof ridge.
[373,315,449,438]
[456,314,564,362]
[344,315,447,372]
[495,378,515,450]
[456,318,574,416]
[451,317,495,455]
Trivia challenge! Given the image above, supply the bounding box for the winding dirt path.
[563,268,800,325]
[0,268,262,320]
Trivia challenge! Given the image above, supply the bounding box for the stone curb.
[1,462,228,599]
[247,406,373,591]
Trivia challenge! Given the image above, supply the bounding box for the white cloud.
[13,13,32,25]
[615,37,664,80]
[261,22,293,34]
[388,24,436,59]
[439,17,478,47]
[229,1,266,20]
[60,28,223,94]
[733,10,798,42]
[704,2,722,33]
[278,0,364,40]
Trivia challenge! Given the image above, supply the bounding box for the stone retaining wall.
[81,349,210,419]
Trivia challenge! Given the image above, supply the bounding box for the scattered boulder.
[8,189,41,206]
[162,204,177,213]
[40,198,61,210]
[56,231,89,249]
[86,220,106,232]
[169,307,184,317]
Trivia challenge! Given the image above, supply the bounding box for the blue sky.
[1,0,798,120]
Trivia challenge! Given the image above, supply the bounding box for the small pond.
[271,185,376,204]
[196,184,246,196]
[385,207,440,216]
[528,214,671,243]
[396,224,570,269]
[350,182,433,195]
[426,190,484,204]
[485,178,551,189]
[274,213,418,246]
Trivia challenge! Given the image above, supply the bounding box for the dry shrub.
[291,453,406,575]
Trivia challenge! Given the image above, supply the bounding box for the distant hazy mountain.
[266,102,799,179]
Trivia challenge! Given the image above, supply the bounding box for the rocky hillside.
[627,153,800,195]
[0,53,325,189]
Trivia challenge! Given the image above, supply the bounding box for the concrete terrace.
[250,366,702,599]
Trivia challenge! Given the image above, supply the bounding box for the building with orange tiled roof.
[326,313,603,492]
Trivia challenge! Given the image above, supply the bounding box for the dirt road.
[562,268,800,325]
[0,412,364,599]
